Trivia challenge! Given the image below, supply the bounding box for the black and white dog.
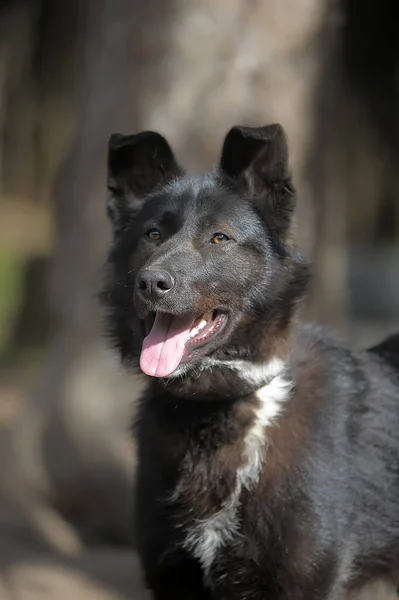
[103,124,399,599]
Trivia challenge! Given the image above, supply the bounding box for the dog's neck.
[202,356,287,387]
[148,316,296,400]
[148,352,293,401]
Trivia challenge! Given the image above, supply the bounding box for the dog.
[102,124,399,599]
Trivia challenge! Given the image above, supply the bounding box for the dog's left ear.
[107,131,182,233]
[219,124,294,237]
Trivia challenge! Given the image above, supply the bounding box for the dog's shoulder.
[291,322,356,386]
[367,332,399,372]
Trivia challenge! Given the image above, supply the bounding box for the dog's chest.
[172,373,292,577]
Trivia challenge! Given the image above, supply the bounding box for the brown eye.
[211,233,229,244]
[147,229,161,241]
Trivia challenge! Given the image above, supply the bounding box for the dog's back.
[368,333,399,372]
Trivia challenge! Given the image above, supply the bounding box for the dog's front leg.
[208,558,278,600]
[143,555,212,600]
[210,575,344,600]
[207,546,343,600]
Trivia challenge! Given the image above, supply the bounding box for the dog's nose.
[136,269,175,302]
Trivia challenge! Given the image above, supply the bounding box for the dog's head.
[103,125,309,394]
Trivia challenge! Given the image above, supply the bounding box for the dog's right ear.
[219,125,295,239]
[107,131,182,233]
[219,124,290,190]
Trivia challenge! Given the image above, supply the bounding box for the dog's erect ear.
[219,125,294,237]
[220,124,290,188]
[107,131,182,232]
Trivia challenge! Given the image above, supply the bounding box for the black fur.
[102,125,399,599]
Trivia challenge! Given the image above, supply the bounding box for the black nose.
[136,269,175,302]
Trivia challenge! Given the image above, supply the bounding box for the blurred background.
[0,0,398,598]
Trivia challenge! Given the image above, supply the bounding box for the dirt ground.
[0,532,149,600]
[0,371,147,600]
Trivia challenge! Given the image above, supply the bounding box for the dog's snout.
[137,269,175,302]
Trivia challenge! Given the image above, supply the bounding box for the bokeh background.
[0,0,398,598]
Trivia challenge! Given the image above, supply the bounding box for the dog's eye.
[147,229,161,241]
[210,233,229,244]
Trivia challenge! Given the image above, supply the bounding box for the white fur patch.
[183,360,292,576]
[203,356,286,388]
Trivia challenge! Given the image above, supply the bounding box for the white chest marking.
[183,360,293,576]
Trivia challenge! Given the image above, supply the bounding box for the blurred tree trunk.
[38,0,140,545]
[0,0,39,200]
[305,4,349,330]
[6,0,154,549]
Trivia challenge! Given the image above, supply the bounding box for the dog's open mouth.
[140,310,227,378]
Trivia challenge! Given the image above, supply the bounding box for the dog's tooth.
[202,311,213,321]
[197,319,207,330]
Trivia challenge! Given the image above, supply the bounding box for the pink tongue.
[140,313,196,377]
